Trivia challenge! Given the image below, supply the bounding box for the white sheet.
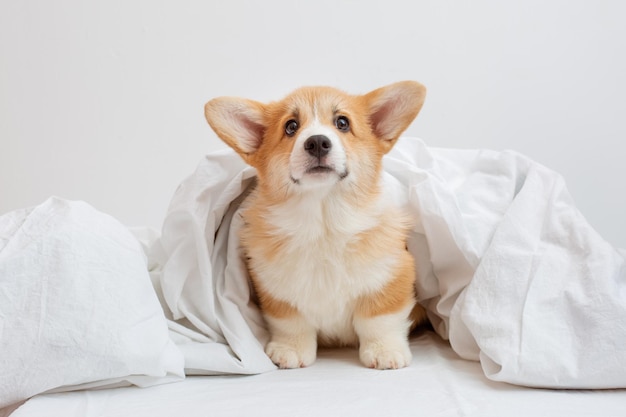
[10,331,626,417]
[148,137,626,388]
[0,198,184,409]
[2,137,626,413]
[387,139,626,388]
[147,150,275,375]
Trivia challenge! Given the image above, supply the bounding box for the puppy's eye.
[334,116,350,132]
[285,119,299,136]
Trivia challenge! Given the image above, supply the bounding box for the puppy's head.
[204,81,426,194]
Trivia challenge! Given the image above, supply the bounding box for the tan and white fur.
[204,81,427,369]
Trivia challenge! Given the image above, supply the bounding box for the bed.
[2,137,625,416]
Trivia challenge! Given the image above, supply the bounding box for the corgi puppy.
[204,81,427,369]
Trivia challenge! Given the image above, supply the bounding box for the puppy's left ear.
[363,81,426,152]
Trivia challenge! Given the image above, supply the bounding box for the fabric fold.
[147,150,275,375]
[0,197,184,408]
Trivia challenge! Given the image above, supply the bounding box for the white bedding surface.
[10,331,625,417]
[2,137,626,413]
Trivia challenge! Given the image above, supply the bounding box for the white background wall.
[1,0,625,247]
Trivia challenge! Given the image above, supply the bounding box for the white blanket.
[150,137,626,389]
[0,198,184,409]
[2,137,625,407]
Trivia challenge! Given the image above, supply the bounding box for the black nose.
[304,135,332,158]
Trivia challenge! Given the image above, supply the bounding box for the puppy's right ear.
[204,97,265,162]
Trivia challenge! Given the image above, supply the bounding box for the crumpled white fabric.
[389,139,626,388]
[151,137,626,389]
[3,137,623,395]
[147,149,276,375]
[0,198,184,408]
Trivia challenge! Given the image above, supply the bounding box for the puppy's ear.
[204,97,266,161]
[363,81,426,152]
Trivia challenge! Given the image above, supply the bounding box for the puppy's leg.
[354,251,417,370]
[265,313,317,369]
[252,273,318,368]
[354,303,414,369]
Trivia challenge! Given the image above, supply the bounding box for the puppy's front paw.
[266,341,316,369]
[360,341,412,370]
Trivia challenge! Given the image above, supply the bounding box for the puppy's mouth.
[306,165,335,175]
[290,164,349,184]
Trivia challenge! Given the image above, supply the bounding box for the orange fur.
[356,250,416,318]
[256,289,298,319]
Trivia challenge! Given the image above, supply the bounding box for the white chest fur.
[243,188,401,345]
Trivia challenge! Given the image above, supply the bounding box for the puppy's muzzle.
[304,135,332,159]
